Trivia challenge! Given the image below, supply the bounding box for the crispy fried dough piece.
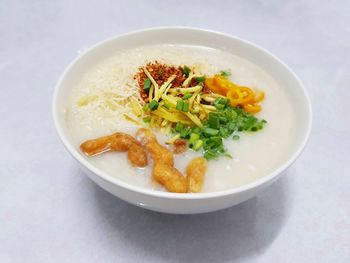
[135,128,157,145]
[153,162,187,193]
[137,128,186,192]
[80,132,139,156]
[186,157,207,193]
[146,142,174,166]
[173,139,187,154]
[80,132,148,168]
[136,128,174,166]
[110,133,140,151]
[80,135,113,156]
[127,144,148,167]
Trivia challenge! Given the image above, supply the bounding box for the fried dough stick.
[136,128,174,166]
[186,157,207,193]
[153,162,187,193]
[80,132,148,167]
[136,128,187,193]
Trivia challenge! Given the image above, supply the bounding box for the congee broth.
[65,44,296,193]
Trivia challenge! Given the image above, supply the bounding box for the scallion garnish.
[175,122,184,132]
[180,127,191,138]
[176,99,189,112]
[192,140,203,151]
[163,101,171,109]
[204,150,217,160]
[142,116,151,123]
[182,66,191,77]
[182,93,192,100]
[182,101,189,112]
[220,70,231,77]
[148,100,159,111]
[208,113,220,129]
[176,100,184,111]
[203,127,219,136]
[143,78,151,91]
[196,76,206,83]
[143,103,150,112]
[232,135,240,140]
[170,100,266,159]
[189,133,200,144]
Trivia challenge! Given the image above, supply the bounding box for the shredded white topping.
[69,57,143,132]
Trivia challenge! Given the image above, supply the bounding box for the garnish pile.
[132,62,267,160]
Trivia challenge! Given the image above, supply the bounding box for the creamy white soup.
[65,44,296,193]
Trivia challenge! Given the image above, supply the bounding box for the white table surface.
[1,0,349,262]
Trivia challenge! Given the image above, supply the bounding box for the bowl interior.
[53,28,311,198]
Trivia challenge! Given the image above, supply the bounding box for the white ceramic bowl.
[53,27,312,214]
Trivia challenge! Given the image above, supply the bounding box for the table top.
[1,0,349,262]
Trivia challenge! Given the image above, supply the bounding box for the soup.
[65,44,296,193]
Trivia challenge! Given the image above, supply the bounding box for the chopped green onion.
[191,127,201,134]
[182,101,189,112]
[169,99,266,160]
[182,66,191,77]
[220,70,231,77]
[148,100,159,111]
[219,127,230,138]
[208,136,222,146]
[193,140,203,151]
[176,100,184,111]
[182,93,192,100]
[176,99,189,112]
[143,78,151,91]
[163,101,171,109]
[224,152,233,159]
[175,122,184,132]
[215,104,225,110]
[142,116,151,123]
[143,103,149,112]
[232,135,240,140]
[204,150,217,160]
[189,133,200,144]
[219,116,227,124]
[203,127,219,136]
[180,128,191,138]
[208,113,220,129]
[196,76,206,83]
[213,98,230,110]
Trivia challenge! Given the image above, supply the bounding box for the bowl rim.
[52,26,312,200]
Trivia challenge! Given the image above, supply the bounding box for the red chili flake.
[135,62,187,102]
[134,62,212,101]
